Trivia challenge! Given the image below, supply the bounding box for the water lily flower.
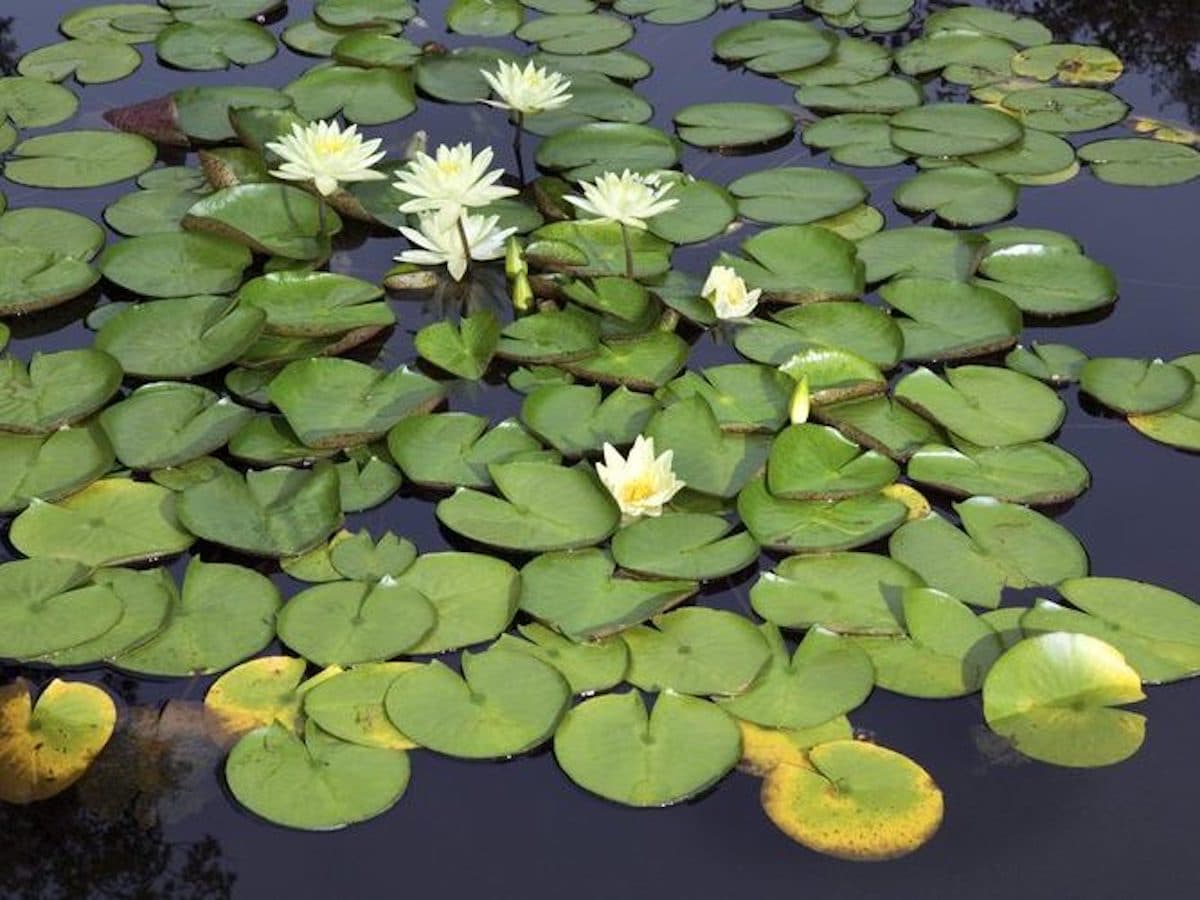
[596,435,686,520]
[480,60,573,116]
[564,169,679,230]
[396,210,516,282]
[265,119,386,196]
[393,142,517,219]
[702,264,761,320]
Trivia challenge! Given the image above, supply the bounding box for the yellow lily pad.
[737,717,852,776]
[881,482,931,520]
[204,656,341,746]
[761,740,944,861]
[0,678,117,804]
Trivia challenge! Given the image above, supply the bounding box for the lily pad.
[100,383,251,470]
[857,227,986,283]
[674,102,794,149]
[514,13,633,55]
[521,384,656,456]
[879,277,1022,361]
[715,225,864,304]
[767,423,899,500]
[535,123,679,182]
[98,233,252,298]
[889,498,1088,609]
[5,131,156,189]
[519,548,697,640]
[1128,354,1200,451]
[713,19,835,74]
[1011,44,1123,86]
[156,20,277,71]
[646,396,771,498]
[974,241,1117,317]
[1001,87,1128,133]
[1077,138,1200,187]
[0,559,121,660]
[285,64,416,125]
[384,646,569,758]
[555,691,739,806]
[397,551,520,654]
[736,303,902,370]
[204,656,330,743]
[795,77,923,114]
[238,271,393,337]
[906,440,1089,505]
[1005,342,1089,384]
[893,168,1019,227]
[184,184,341,260]
[226,722,410,829]
[729,167,866,226]
[303,663,420,750]
[496,623,628,695]
[737,476,907,554]
[0,76,79,128]
[388,414,548,490]
[414,311,500,380]
[10,479,194,567]
[18,39,143,84]
[719,625,875,727]
[761,740,943,861]
[0,349,122,434]
[802,113,909,167]
[0,421,114,514]
[1079,357,1193,415]
[658,364,794,433]
[890,103,1024,157]
[0,679,116,804]
[612,513,759,580]
[622,608,768,696]
[814,395,944,462]
[982,632,1145,767]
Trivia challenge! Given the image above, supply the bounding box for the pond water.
[1,1,1198,898]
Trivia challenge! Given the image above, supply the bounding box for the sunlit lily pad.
[285,64,416,125]
[519,548,697,640]
[802,113,908,167]
[778,347,886,405]
[515,13,633,54]
[646,396,770,498]
[736,303,902,370]
[761,740,943,861]
[906,440,1089,505]
[385,646,569,758]
[0,559,120,660]
[522,384,656,456]
[890,103,1024,157]
[795,76,923,114]
[415,311,499,380]
[729,167,866,226]
[814,394,944,462]
[389,414,548,490]
[750,551,918,634]
[974,240,1116,316]
[1128,354,1200,451]
[613,513,758,581]
[0,421,113,514]
[226,721,409,830]
[1011,44,1122,85]
[0,76,79,128]
[563,331,690,390]
[534,123,679,182]
[889,498,1087,609]
[780,35,891,87]
[0,678,116,804]
[658,364,793,433]
[719,625,874,727]
[60,4,173,43]
[737,476,907,554]
[304,663,420,750]
[11,479,194,567]
[238,271,393,337]
[114,558,281,676]
[397,551,520,654]
[204,656,332,744]
[716,225,864,303]
[555,691,739,806]
[1079,357,1194,415]
[982,632,1145,767]
[857,226,986,283]
[184,184,341,260]
[924,6,1051,46]
[622,607,768,696]
[767,423,899,499]
[1004,342,1089,384]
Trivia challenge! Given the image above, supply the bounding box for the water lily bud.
[789,375,810,425]
[505,235,527,278]
[512,273,535,314]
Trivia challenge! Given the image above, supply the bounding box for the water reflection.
[997,0,1200,120]
[0,17,16,76]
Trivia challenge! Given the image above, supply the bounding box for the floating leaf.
[534,122,679,182]
[974,240,1117,316]
[893,168,1019,227]
[0,421,114,514]
[184,184,341,260]
[0,350,122,434]
[204,656,330,743]
[389,414,547,490]
[738,476,907,554]
[674,102,793,149]
[0,679,116,804]
[98,233,252,298]
[555,691,739,806]
[713,19,835,74]
[716,225,864,303]
[18,39,143,84]
[906,440,1089,505]
[1079,357,1194,415]
[5,131,156,189]
[0,76,79,128]
[304,663,420,750]
[226,722,410,829]
[982,632,1145,767]
[1078,138,1200,187]
[1004,342,1088,384]
[802,113,909,167]
[0,559,120,660]
[100,383,251,470]
[414,311,500,380]
[761,740,943,861]
[515,13,633,54]
[1128,355,1200,451]
[767,423,899,500]
[385,646,569,758]
[285,65,416,125]
[496,623,629,695]
[795,77,923,114]
[857,226,985,283]
[646,396,771,498]
[156,20,277,71]
[889,498,1087,610]
[1001,87,1128,133]
[238,271,393,337]
[397,551,520,654]
[879,277,1022,361]
[729,167,866,226]
[736,303,902,371]
[622,607,768,695]
[814,394,943,462]
[1011,44,1123,85]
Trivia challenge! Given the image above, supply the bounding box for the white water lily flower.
[393,142,517,219]
[596,435,686,519]
[564,169,679,230]
[396,211,517,281]
[265,119,387,196]
[480,60,573,116]
[702,264,761,320]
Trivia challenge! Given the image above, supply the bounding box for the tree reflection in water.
[0,18,16,75]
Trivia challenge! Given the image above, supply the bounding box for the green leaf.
[713,19,835,73]
[906,440,1089,505]
[303,663,421,750]
[238,271,393,337]
[879,277,1022,361]
[285,64,416,125]
[514,13,633,55]
[623,607,769,695]
[100,382,250,470]
[674,102,794,149]
[521,384,657,456]
[447,0,524,36]
[495,623,628,695]
[716,224,864,303]
[184,184,341,260]
[397,551,520,654]
[612,513,759,580]
[534,122,679,182]
[974,240,1116,316]
[1079,357,1194,415]
[646,396,771,498]
[658,364,794,432]
[857,226,985,283]
[890,103,1024,157]
[796,77,923,114]
[98,233,252,298]
[0,421,114,514]
[803,113,909,167]
[0,350,122,434]
[735,302,902,370]
[388,413,549,490]
[18,39,143,84]
[1001,87,1128,133]
[0,559,120,660]
[1004,342,1088,384]
[1078,138,1200,187]
[729,167,867,226]
[0,76,79,128]
[767,423,899,499]
[414,311,500,380]
[5,131,156,189]
[893,168,1019,227]
[737,476,907,554]
[155,19,276,71]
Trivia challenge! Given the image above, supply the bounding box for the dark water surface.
[1,2,1199,898]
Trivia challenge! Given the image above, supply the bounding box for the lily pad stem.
[620,222,634,280]
[455,213,473,278]
[513,112,527,185]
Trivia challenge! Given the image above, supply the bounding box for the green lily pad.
[203,656,332,742]
[238,271,393,337]
[802,113,909,167]
[10,479,194,567]
[315,0,415,26]
[611,513,759,580]
[303,663,421,750]
[855,587,1003,698]
[857,227,986,283]
[562,331,689,391]
[729,167,866,226]
[269,359,444,449]
[156,20,276,71]
[100,383,251,470]
[879,277,1022,362]
[889,498,1087,609]
[1005,342,1089,384]
[519,548,697,640]
[893,168,1019,227]
[982,632,1145,767]
[895,366,1065,447]
[495,306,599,363]
[646,396,771,498]
[658,364,793,432]
[767,423,899,500]
[924,6,1051,46]
[98,233,252,298]
[814,395,944,462]
[750,551,919,634]
[335,451,402,511]
[60,5,173,43]
[906,440,1089,505]
[184,184,341,261]
[716,225,864,304]
[623,607,769,696]
[226,722,410,830]
[414,46,519,103]
[534,123,679,182]
[555,691,740,806]
[447,0,524,36]
[228,414,336,466]
[285,64,415,125]
[890,103,1024,157]
[332,32,422,69]
[42,566,174,666]
[1077,138,1200,187]
[105,186,209,236]
[18,40,143,84]
[162,0,283,21]
[395,551,520,654]
[95,295,264,377]
[0,350,122,434]
[521,384,657,456]
[718,625,874,727]
[0,247,100,316]
[0,559,120,660]
[5,131,156,189]
[1128,354,1200,451]
[0,76,79,128]
[388,414,548,490]
[1079,357,1194,415]
[385,645,569,758]
[965,129,1077,177]
[894,32,1018,80]
[496,623,628,695]
[713,19,835,73]
[795,77,923,114]
[1001,87,1128,133]
[778,347,886,406]
[736,303,902,371]
[0,421,114,514]
[515,13,633,54]
[0,678,116,804]
[737,476,908,554]
[974,241,1117,316]
[1011,44,1122,85]
[414,311,500,380]
[277,578,436,666]
[520,71,651,138]
[674,102,794,149]
[780,35,891,87]
[177,461,343,557]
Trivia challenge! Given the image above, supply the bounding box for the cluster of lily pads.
[1,0,1199,864]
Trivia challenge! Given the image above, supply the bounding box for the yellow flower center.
[438,160,463,176]
[313,135,351,156]
[621,476,658,504]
